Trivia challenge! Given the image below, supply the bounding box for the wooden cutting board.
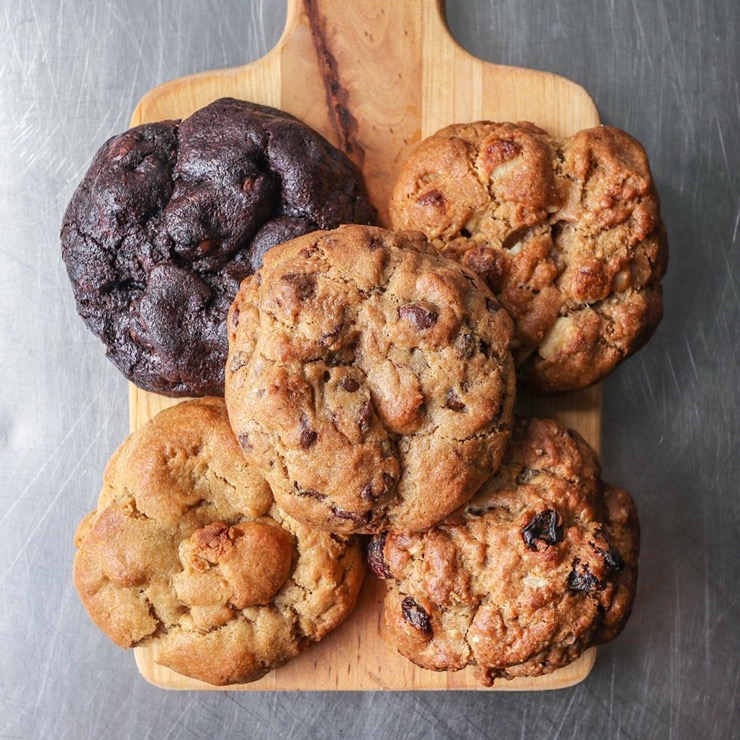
[129,0,601,691]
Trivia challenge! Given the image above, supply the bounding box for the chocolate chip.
[281,272,316,300]
[460,227,472,238]
[323,370,331,382]
[330,506,372,525]
[465,246,507,293]
[567,560,600,593]
[341,377,360,392]
[416,189,446,208]
[445,390,466,411]
[358,400,373,432]
[479,338,490,357]
[399,303,438,329]
[293,484,326,501]
[300,429,317,449]
[360,482,377,502]
[300,245,319,259]
[522,509,563,550]
[401,597,432,637]
[299,415,318,449]
[237,432,252,451]
[367,534,392,579]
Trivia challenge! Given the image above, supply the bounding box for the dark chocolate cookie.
[61,98,376,396]
[371,417,639,685]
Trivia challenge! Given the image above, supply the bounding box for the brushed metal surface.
[0,1,737,737]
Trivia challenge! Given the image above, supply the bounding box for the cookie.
[389,122,668,393]
[225,225,516,534]
[61,97,376,397]
[73,398,365,686]
[369,417,639,685]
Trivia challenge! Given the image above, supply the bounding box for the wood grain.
[129,0,601,691]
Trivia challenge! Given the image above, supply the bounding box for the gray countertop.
[1,1,737,738]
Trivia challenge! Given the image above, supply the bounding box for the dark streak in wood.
[303,0,365,167]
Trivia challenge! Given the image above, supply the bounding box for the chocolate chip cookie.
[225,225,516,534]
[61,98,376,397]
[389,122,668,393]
[369,417,639,685]
[73,398,365,686]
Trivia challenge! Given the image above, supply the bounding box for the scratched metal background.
[1,1,737,738]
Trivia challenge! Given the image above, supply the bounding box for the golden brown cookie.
[73,398,364,686]
[369,417,639,685]
[389,122,668,393]
[225,225,516,534]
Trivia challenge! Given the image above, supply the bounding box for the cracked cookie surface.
[73,397,364,686]
[370,417,639,685]
[61,97,375,397]
[389,122,668,393]
[225,225,516,534]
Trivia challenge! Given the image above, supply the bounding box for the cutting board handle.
[282,0,454,51]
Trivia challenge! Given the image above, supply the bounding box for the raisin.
[522,509,563,550]
[445,390,466,411]
[367,534,392,579]
[323,370,331,382]
[401,597,432,637]
[595,545,625,572]
[399,303,438,329]
[485,297,501,313]
[237,432,252,451]
[567,560,600,593]
[367,235,384,251]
